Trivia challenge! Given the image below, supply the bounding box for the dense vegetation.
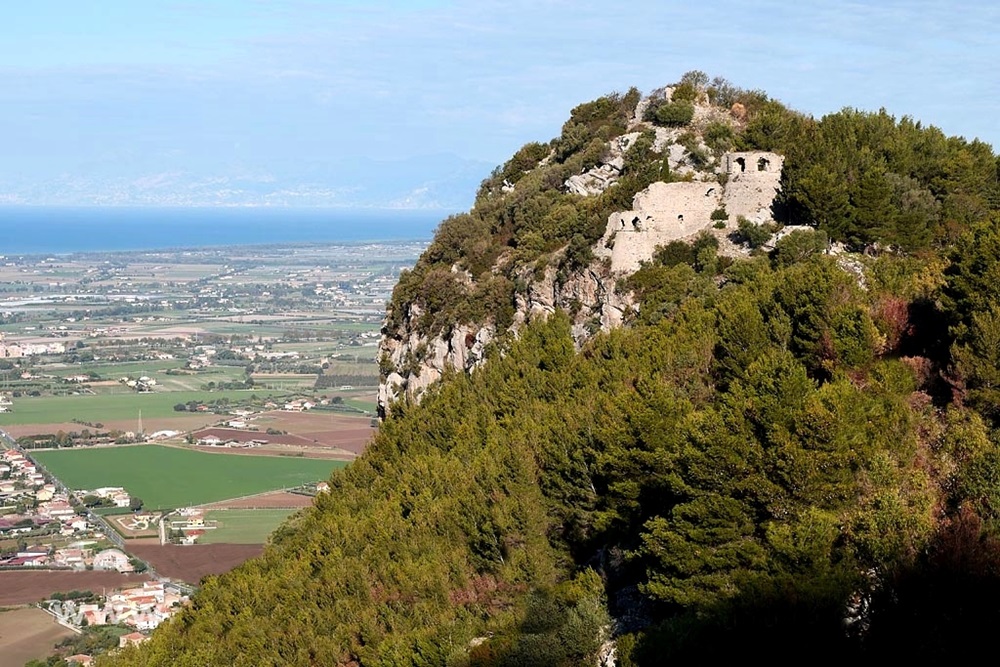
[105,75,1000,665]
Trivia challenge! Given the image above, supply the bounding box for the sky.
[1,0,998,208]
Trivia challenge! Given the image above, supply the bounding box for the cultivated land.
[126,544,264,583]
[0,607,76,667]
[0,241,424,448]
[199,490,315,510]
[200,509,301,544]
[34,445,345,509]
[0,389,288,426]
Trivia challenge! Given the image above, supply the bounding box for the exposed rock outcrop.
[564,132,641,196]
[378,255,634,413]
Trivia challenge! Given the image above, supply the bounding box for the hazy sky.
[1,0,997,201]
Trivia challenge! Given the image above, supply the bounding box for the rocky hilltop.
[378,82,784,414]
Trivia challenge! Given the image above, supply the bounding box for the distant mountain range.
[0,153,494,209]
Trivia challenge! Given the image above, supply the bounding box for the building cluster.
[118,375,157,392]
[169,507,210,544]
[46,581,189,632]
[283,398,316,412]
[83,485,133,508]
[0,341,67,357]
[1,544,134,572]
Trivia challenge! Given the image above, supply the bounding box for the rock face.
[378,90,786,415]
[378,320,495,412]
[564,132,641,196]
[377,256,634,414]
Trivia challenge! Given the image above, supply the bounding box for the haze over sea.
[0,207,445,254]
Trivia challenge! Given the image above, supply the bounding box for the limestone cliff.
[378,83,784,415]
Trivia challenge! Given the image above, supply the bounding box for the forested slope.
[105,74,1000,665]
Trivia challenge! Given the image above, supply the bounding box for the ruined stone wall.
[598,181,722,273]
[595,150,784,274]
[721,151,784,224]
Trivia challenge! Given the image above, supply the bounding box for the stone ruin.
[595,150,784,273]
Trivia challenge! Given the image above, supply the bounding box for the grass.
[200,509,299,544]
[0,389,292,425]
[33,445,345,510]
[342,398,377,414]
[49,360,180,379]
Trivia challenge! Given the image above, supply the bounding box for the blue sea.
[0,207,447,254]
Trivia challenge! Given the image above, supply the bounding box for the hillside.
[105,73,1000,665]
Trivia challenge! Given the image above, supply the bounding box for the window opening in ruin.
[757,157,769,171]
[735,157,746,172]
[677,214,684,222]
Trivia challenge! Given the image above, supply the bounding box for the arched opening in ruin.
[735,157,746,172]
[757,157,770,171]
[677,214,684,222]
[705,187,715,196]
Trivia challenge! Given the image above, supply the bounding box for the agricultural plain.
[33,445,344,509]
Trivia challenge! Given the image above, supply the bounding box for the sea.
[0,207,446,254]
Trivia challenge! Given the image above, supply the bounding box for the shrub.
[711,207,729,221]
[679,70,709,88]
[704,121,736,153]
[672,81,698,103]
[771,229,829,267]
[653,102,695,128]
[736,217,775,249]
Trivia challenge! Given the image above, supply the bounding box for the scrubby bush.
[671,81,698,103]
[736,217,775,249]
[704,121,736,153]
[771,229,829,266]
[653,101,694,127]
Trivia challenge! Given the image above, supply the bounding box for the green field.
[49,360,180,379]
[201,509,300,544]
[342,397,377,414]
[0,389,292,425]
[34,445,345,509]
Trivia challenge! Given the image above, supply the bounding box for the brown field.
[177,442,352,460]
[1,414,217,438]
[0,571,153,606]
[0,607,76,667]
[128,544,263,584]
[199,490,315,510]
[254,411,376,455]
